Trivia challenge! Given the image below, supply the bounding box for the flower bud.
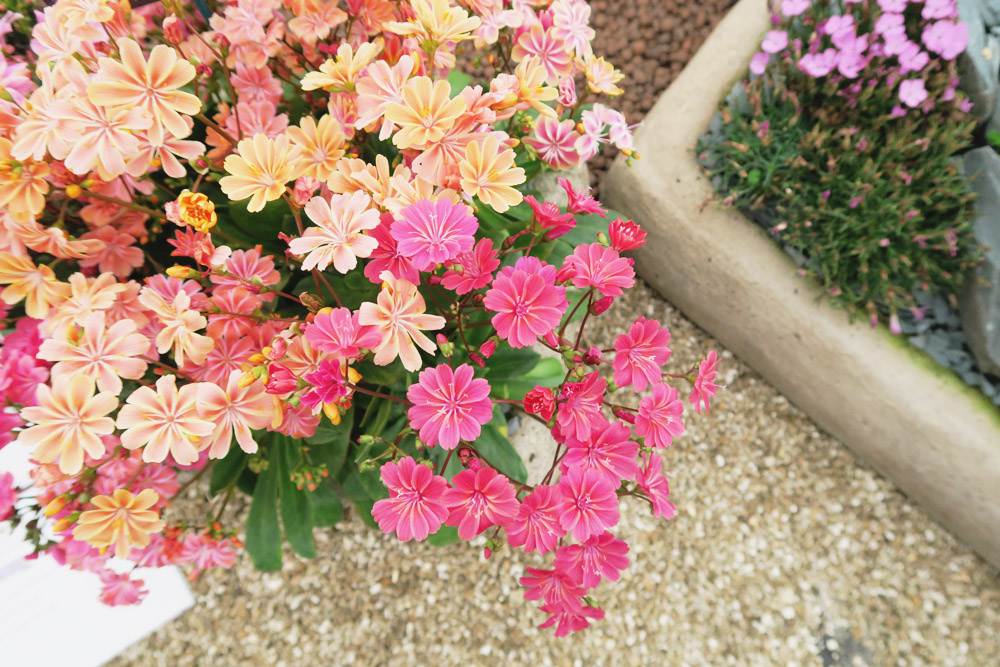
[469,352,485,368]
[608,217,648,252]
[64,184,82,199]
[44,495,68,517]
[163,15,184,44]
[555,262,577,284]
[590,296,614,315]
[523,386,555,421]
[292,176,320,207]
[613,408,636,424]
[358,434,376,446]
[265,363,297,394]
[584,346,602,365]
[479,339,496,358]
[543,331,559,347]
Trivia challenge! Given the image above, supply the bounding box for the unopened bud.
[590,296,614,315]
[479,339,497,358]
[44,495,68,517]
[65,184,82,199]
[358,434,376,446]
[166,265,197,279]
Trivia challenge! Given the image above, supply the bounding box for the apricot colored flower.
[358,271,446,371]
[197,370,278,458]
[175,191,217,233]
[385,77,467,150]
[44,272,128,336]
[62,95,152,180]
[288,0,347,45]
[384,0,481,44]
[459,135,525,213]
[0,251,70,319]
[0,139,49,222]
[72,489,165,559]
[138,286,214,367]
[301,41,380,92]
[288,114,345,182]
[513,56,559,118]
[87,38,201,146]
[220,133,303,213]
[583,56,625,96]
[18,375,118,475]
[117,374,215,465]
[38,311,150,395]
[355,55,416,141]
[288,191,381,273]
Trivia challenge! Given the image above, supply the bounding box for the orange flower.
[0,251,70,319]
[384,0,481,44]
[176,190,218,233]
[220,133,302,213]
[18,375,118,475]
[87,38,201,147]
[358,271,446,372]
[72,489,165,559]
[459,135,525,213]
[384,77,467,150]
[288,114,345,182]
[301,42,381,93]
[0,138,50,222]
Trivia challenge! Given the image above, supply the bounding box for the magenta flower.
[557,177,606,217]
[636,382,685,449]
[300,358,351,410]
[440,238,500,295]
[538,603,605,637]
[557,467,620,542]
[519,567,585,612]
[563,243,635,297]
[483,259,568,348]
[305,307,381,359]
[922,20,967,60]
[372,456,450,542]
[608,217,647,252]
[98,571,148,607]
[556,371,606,441]
[636,452,676,519]
[406,363,493,450]
[391,198,478,271]
[689,350,722,414]
[613,316,671,391]
[0,471,15,521]
[553,531,630,588]
[507,485,565,554]
[265,363,297,395]
[525,194,575,240]
[898,79,928,108]
[444,467,520,540]
[561,419,639,489]
[364,213,420,284]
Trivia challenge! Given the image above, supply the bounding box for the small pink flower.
[523,386,556,421]
[305,307,381,359]
[689,350,722,415]
[179,533,238,571]
[556,371,606,441]
[561,419,639,489]
[761,30,788,54]
[98,570,148,607]
[407,364,493,450]
[483,259,567,348]
[364,213,420,284]
[520,567,585,612]
[507,485,565,554]
[613,316,671,391]
[301,358,351,410]
[525,195,575,240]
[564,243,635,297]
[898,79,928,108]
[524,117,581,170]
[750,52,770,75]
[0,471,16,521]
[265,363,298,395]
[780,0,810,16]
[372,456,450,542]
[557,177,606,217]
[608,218,647,252]
[557,467,620,542]
[391,198,478,271]
[554,531,630,588]
[636,383,685,448]
[636,452,676,519]
[538,603,605,637]
[444,467,520,540]
[440,238,500,295]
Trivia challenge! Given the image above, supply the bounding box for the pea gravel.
[111,279,1000,667]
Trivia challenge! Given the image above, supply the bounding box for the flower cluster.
[0,0,713,636]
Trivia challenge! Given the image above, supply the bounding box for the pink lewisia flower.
[899,79,928,108]
[391,198,478,271]
[523,117,581,170]
[300,358,351,410]
[197,369,276,458]
[98,570,148,607]
[305,307,381,359]
[525,195,575,240]
[209,247,281,296]
[556,371,606,441]
[557,177,606,217]
[407,364,493,450]
[276,402,321,439]
[289,192,381,273]
[564,243,635,297]
[523,386,556,421]
[440,238,500,294]
[372,457,450,542]
[539,603,605,637]
[178,533,238,571]
[0,471,15,521]
[613,316,671,391]
[557,467,620,542]
[520,567,585,613]
[608,218,647,252]
[636,382,685,449]
[483,259,567,348]
[507,485,565,554]
[554,531,630,589]
[364,213,420,284]
[561,419,639,488]
[690,350,722,414]
[636,452,676,519]
[444,467,520,540]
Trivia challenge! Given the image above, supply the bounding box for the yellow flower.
[0,251,70,319]
[72,489,165,559]
[220,133,302,213]
[583,56,625,96]
[514,57,558,118]
[384,76,467,150]
[301,41,381,93]
[176,190,218,233]
[384,0,481,45]
[0,138,50,222]
[459,135,526,213]
[288,115,346,182]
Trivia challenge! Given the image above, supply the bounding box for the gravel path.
[113,280,1000,666]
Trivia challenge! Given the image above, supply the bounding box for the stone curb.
[603,0,1000,568]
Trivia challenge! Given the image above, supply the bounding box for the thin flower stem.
[195,112,238,147]
[79,189,167,220]
[348,383,411,406]
[175,463,213,498]
[559,290,591,340]
[438,448,454,476]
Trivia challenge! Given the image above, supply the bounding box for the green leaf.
[236,466,257,495]
[484,346,540,381]
[427,525,460,546]
[276,436,316,559]
[209,446,247,496]
[245,449,282,571]
[446,69,472,94]
[308,483,344,527]
[228,196,292,242]
[307,409,353,477]
[545,211,616,266]
[489,357,565,399]
[340,472,379,528]
[474,407,528,483]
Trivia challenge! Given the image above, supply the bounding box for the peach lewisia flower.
[301,42,380,92]
[73,489,165,559]
[116,374,215,465]
[197,369,278,459]
[138,287,214,367]
[288,191,380,273]
[220,133,303,213]
[0,251,70,319]
[287,114,345,182]
[18,375,118,475]
[384,0,481,44]
[459,135,526,213]
[0,138,50,222]
[359,271,446,372]
[385,77,467,150]
[87,38,202,147]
